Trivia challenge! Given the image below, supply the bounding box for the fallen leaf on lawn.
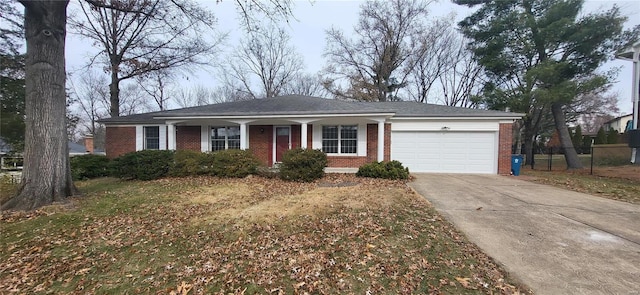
[456,277,472,288]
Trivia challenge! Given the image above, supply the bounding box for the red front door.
[275,126,290,163]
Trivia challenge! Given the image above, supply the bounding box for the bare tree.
[68,71,109,138]
[323,0,431,101]
[137,70,173,111]
[3,0,295,211]
[227,24,304,99]
[172,82,251,108]
[406,17,456,103]
[437,40,484,108]
[282,73,329,97]
[70,0,226,117]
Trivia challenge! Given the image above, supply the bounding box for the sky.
[64,0,640,114]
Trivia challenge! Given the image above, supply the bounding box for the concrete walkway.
[410,174,640,295]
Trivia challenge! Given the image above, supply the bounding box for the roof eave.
[152,112,397,120]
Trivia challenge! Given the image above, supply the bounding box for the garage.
[391,131,497,174]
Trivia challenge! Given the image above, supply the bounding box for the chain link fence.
[530,144,633,174]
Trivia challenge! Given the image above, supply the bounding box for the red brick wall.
[249,125,272,166]
[366,124,378,163]
[176,126,201,151]
[105,126,136,158]
[291,125,301,149]
[498,123,513,175]
[384,124,391,161]
[327,156,370,167]
[363,123,391,164]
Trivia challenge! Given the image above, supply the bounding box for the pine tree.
[606,128,619,144]
[572,125,583,153]
[595,127,607,144]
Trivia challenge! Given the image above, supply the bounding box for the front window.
[144,126,160,150]
[211,126,241,151]
[322,125,357,154]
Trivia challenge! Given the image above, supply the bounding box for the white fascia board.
[391,120,500,132]
[152,113,396,120]
[390,116,522,121]
[106,124,142,127]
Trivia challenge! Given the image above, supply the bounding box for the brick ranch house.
[99,95,522,174]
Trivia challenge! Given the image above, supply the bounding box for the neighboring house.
[603,114,633,134]
[69,141,90,156]
[0,138,12,156]
[99,95,522,174]
[0,137,97,159]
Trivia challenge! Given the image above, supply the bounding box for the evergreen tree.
[582,135,592,153]
[595,127,607,144]
[572,125,583,153]
[455,0,639,169]
[606,128,619,144]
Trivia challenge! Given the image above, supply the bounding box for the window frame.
[321,125,358,155]
[210,126,241,152]
[143,126,160,150]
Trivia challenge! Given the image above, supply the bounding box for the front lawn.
[1,175,528,294]
[522,168,640,205]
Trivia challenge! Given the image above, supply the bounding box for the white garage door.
[391,131,497,174]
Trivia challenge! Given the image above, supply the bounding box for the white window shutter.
[159,125,167,150]
[358,123,367,156]
[135,126,143,151]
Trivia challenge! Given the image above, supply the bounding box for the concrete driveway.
[410,174,640,295]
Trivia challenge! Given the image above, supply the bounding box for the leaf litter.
[1,175,531,294]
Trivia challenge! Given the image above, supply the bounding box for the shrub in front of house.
[356,160,410,180]
[171,150,207,176]
[110,150,175,180]
[279,148,328,182]
[202,149,261,178]
[70,154,110,180]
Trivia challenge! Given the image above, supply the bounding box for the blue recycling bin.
[511,155,523,176]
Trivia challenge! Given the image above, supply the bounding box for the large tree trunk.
[109,65,120,117]
[2,0,77,211]
[551,102,583,169]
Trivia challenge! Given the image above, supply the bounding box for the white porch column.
[240,122,248,150]
[377,120,385,161]
[301,122,308,149]
[167,123,176,150]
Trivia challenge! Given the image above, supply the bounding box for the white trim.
[391,116,521,120]
[391,120,500,132]
[137,125,166,150]
[301,123,308,149]
[153,113,396,120]
[377,121,385,161]
[200,125,209,152]
[273,125,291,163]
[240,123,247,150]
[316,124,363,157]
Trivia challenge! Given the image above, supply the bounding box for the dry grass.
[188,181,407,224]
[522,168,640,204]
[1,175,529,294]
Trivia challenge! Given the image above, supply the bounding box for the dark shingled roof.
[99,95,521,124]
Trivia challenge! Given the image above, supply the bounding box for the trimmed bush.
[70,154,110,180]
[202,149,260,178]
[279,148,328,182]
[110,150,174,180]
[356,160,410,180]
[171,150,207,176]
